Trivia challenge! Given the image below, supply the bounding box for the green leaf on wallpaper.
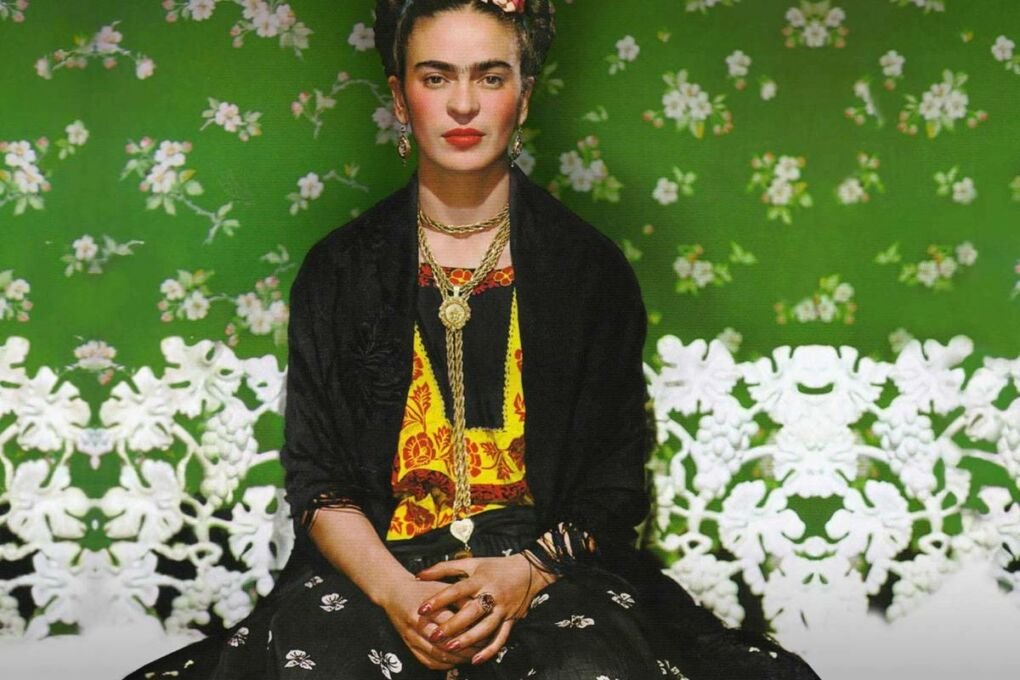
[185,181,203,196]
[163,197,176,215]
[0,271,11,288]
[537,62,563,96]
[146,195,162,210]
[620,239,642,262]
[818,274,840,292]
[28,196,43,210]
[729,242,757,265]
[715,263,733,283]
[14,198,27,215]
[875,243,901,264]
[261,245,290,265]
[217,202,233,217]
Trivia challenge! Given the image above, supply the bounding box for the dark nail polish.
[418,603,432,615]
[429,629,444,642]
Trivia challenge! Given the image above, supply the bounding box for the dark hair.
[374,0,556,82]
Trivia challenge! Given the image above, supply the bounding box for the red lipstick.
[442,127,484,149]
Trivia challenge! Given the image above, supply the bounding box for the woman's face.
[389,8,532,176]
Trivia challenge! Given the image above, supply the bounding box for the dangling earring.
[509,127,524,165]
[397,124,411,166]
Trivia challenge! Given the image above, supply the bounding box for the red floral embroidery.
[417,263,514,295]
[404,503,435,536]
[514,347,523,372]
[411,353,423,381]
[401,432,435,469]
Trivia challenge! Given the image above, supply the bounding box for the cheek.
[489,91,520,124]
[404,87,443,124]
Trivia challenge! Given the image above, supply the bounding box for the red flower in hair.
[485,0,526,14]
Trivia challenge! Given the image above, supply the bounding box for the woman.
[126,1,821,678]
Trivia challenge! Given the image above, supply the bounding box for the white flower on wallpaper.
[157,247,296,346]
[0,270,32,323]
[644,69,732,138]
[652,167,697,206]
[774,274,856,325]
[0,0,27,22]
[288,166,369,214]
[1,121,89,215]
[933,166,977,204]
[747,152,813,224]
[35,21,155,80]
[163,0,312,57]
[890,0,945,12]
[991,35,1020,75]
[61,234,143,277]
[899,69,986,138]
[673,242,756,296]
[846,77,882,127]
[874,240,978,291]
[835,152,884,205]
[548,136,621,202]
[292,71,397,143]
[70,340,121,385]
[347,21,375,52]
[782,2,848,49]
[606,35,639,75]
[880,49,906,89]
[121,138,239,243]
[685,0,742,13]
[201,98,263,142]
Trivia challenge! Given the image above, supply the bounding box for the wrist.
[366,568,418,608]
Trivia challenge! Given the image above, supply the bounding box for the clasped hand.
[409,554,542,668]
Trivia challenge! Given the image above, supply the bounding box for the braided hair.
[374,0,556,81]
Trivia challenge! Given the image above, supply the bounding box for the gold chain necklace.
[416,206,511,554]
[418,204,509,236]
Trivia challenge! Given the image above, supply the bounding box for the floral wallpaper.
[1,0,1019,664]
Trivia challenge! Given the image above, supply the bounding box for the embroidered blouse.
[387,263,533,540]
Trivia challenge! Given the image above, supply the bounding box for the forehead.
[406,8,520,67]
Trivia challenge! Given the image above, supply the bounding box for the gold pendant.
[438,287,471,330]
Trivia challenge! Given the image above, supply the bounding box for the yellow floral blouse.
[387,264,532,540]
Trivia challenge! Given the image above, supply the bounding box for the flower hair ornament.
[484,0,526,13]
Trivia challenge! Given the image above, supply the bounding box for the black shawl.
[278,166,820,680]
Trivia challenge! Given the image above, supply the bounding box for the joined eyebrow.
[414,59,514,74]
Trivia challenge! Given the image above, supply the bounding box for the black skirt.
[122,507,819,680]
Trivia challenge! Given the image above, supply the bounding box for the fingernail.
[418,603,432,615]
[471,653,483,665]
[429,629,444,642]
[445,640,460,651]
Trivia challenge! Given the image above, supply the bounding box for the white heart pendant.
[449,517,474,546]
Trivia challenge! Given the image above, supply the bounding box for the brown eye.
[482,75,504,87]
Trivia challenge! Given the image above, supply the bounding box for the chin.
[424,150,507,175]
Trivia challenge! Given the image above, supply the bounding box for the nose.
[447,79,479,120]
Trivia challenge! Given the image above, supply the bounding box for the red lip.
[442,128,484,138]
[443,128,484,149]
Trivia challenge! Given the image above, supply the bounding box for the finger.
[437,599,494,647]
[418,580,474,615]
[445,607,503,652]
[407,628,465,668]
[471,619,515,666]
[418,607,454,642]
[416,559,474,582]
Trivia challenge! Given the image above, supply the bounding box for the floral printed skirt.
[122,508,815,680]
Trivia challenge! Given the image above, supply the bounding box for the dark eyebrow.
[413,59,514,73]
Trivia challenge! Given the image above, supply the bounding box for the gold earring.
[398,124,411,166]
[509,127,523,165]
